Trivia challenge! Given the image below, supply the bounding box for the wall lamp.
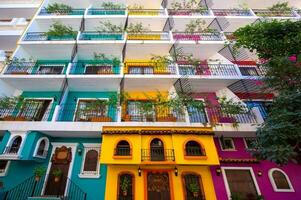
[138,167,142,176]
[257,170,262,177]
[216,168,221,176]
[77,146,83,156]
[174,167,178,176]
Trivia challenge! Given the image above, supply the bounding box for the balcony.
[184,147,206,156]
[122,102,186,122]
[114,147,131,156]
[212,9,253,16]
[239,65,267,77]
[124,61,176,75]
[173,32,224,41]
[127,32,170,41]
[0,101,55,122]
[87,8,126,15]
[168,9,210,16]
[128,9,165,16]
[4,61,68,75]
[141,149,175,162]
[79,32,124,41]
[39,8,85,16]
[70,61,120,75]
[58,104,117,122]
[178,63,239,77]
[23,32,77,41]
[253,9,297,17]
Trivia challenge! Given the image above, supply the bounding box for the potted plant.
[52,168,62,182]
[120,176,130,196]
[46,21,76,40]
[34,166,46,181]
[45,3,72,15]
[187,182,200,197]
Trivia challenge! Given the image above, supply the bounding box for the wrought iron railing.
[212,9,252,16]
[178,63,239,77]
[141,149,175,161]
[58,104,117,122]
[173,32,224,41]
[122,104,186,122]
[239,65,267,77]
[79,32,124,40]
[127,32,170,40]
[70,62,120,75]
[168,9,210,16]
[114,147,131,156]
[253,9,297,17]
[128,9,165,16]
[3,174,86,200]
[24,32,77,41]
[185,147,206,156]
[4,62,67,75]
[0,104,55,121]
[124,62,177,75]
[39,8,85,15]
[87,8,126,15]
[3,146,20,155]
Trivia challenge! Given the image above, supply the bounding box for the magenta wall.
[211,138,301,200]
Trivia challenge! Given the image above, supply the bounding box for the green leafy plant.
[120,176,130,192]
[93,53,120,66]
[52,168,62,177]
[171,0,207,14]
[268,2,292,12]
[45,3,72,14]
[185,19,214,34]
[46,21,75,38]
[187,182,200,193]
[101,2,125,9]
[6,57,36,69]
[0,96,23,109]
[34,166,46,177]
[231,193,243,200]
[96,21,124,33]
[126,22,150,33]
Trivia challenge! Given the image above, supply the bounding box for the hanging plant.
[52,168,62,182]
[101,2,125,10]
[95,21,124,33]
[45,3,72,14]
[120,176,130,196]
[187,182,200,197]
[126,22,150,33]
[46,21,76,39]
[34,166,46,181]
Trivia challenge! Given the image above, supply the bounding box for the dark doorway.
[147,172,171,200]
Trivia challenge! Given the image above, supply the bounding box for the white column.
[52,105,61,122]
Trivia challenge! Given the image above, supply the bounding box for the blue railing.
[70,61,120,75]
[39,8,85,15]
[24,32,77,41]
[79,32,124,40]
[87,8,126,15]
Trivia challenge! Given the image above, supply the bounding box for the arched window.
[118,173,134,200]
[269,169,294,192]
[115,140,131,156]
[185,141,205,156]
[183,173,205,200]
[150,138,165,161]
[34,137,50,158]
[83,150,98,174]
[7,136,22,154]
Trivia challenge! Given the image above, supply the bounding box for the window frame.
[221,167,261,200]
[114,139,132,158]
[183,139,207,159]
[79,143,101,179]
[33,137,50,158]
[219,137,236,151]
[4,133,27,158]
[0,160,10,177]
[243,137,257,150]
[268,168,294,192]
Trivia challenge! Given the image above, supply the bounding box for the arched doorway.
[150,138,164,161]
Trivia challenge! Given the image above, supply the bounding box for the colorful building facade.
[0,0,300,200]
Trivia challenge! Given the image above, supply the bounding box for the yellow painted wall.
[105,165,217,200]
[125,91,169,100]
[100,133,219,165]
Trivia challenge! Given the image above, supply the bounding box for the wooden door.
[147,172,171,200]
[44,146,72,197]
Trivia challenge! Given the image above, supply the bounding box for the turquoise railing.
[79,32,124,40]
[70,61,120,75]
[87,8,126,15]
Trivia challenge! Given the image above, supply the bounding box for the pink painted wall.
[211,138,301,200]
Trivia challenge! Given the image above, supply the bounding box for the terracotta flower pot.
[193,192,199,197]
[35,176,41,182]
[122,190,128,196]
